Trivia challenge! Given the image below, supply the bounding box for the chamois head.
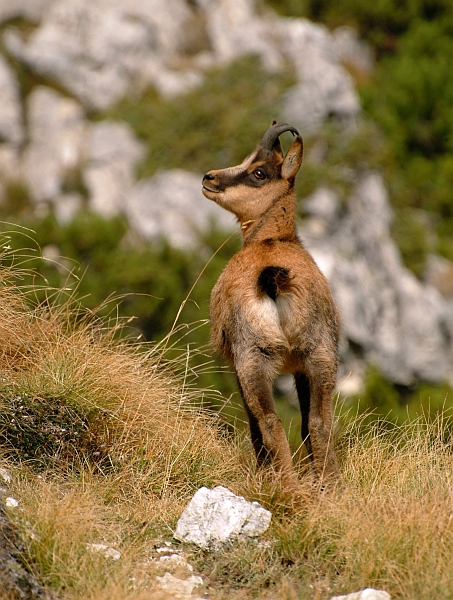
[202,122,303,224]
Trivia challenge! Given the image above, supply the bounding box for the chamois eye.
[253,169,267,180]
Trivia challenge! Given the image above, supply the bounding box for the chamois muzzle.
[260,122,300,155]
[202,172,218,193]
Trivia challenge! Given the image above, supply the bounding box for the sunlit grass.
[1,249,453,599]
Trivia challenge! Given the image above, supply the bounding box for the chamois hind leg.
[294,372,313,462]
[306,354,340,482]
[237,378,270,468]
[235,354,298,489]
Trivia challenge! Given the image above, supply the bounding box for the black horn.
[260,122,300,154]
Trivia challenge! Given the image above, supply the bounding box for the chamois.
[202,122,340,489]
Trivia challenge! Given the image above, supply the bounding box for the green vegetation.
[102,55,295,176]
[342,366,451,425]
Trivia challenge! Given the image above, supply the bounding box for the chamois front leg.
[235,353,299,489]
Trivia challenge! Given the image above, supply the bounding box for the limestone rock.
[201,0,282,70]
[84,120,145,217]
[124,170,236,248]
[0,0,56,24]
[0,497,54,599]
[175,486,272,549]
[86,543,121,561]
[331,26,374,78]
[0,55,24,145]
[22,86,87,204]
[301,172,453,388]
[155,572,203,599]
[280,18,361,133]
[5,0,199,109]
[330,589,391,600]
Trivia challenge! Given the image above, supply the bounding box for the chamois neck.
[241,190,297,245]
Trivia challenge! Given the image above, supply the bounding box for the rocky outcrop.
[0,0,451,389]
[302,173,453,390]
[23,87,86,205]
[0,469,55,599]
[83,120,145,217]
[4,0,202,109]
[124,170,236,247]
[280,18,361,132]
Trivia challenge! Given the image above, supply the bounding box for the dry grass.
[0,256,452,599]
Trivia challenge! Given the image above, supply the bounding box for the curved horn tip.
[260,122,301,152]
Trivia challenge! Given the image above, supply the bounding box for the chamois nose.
[203,173,215,181]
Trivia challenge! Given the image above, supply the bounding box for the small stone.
[5,497,19,509]
[155,572,203,599]
[86,543,121,561]
[0,467,12,485]
[175,486,272,549]
[330,589,391,600]
[159,554,194,572]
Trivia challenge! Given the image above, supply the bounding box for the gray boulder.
[174,486,272,549]
[0,0,56,24]
[302,172,453,388]
[0,55,24,146]
[4,0,200,110]
[331,26,374,78]
[124,170,236,248]
[22,86,87,204]
[280,18,361,133]
[200,0,282,70]
[83,121,145,217]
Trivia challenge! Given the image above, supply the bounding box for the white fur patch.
[246,295,289,348]
[275,294,298,344]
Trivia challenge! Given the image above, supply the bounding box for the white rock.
[425,254,453,300]
[304,186,339,223]
[330,589,391,600]
[302,172,453,386]
[0,55,24,145]
[0,467,12,485]
[5,497,19,509]
[331,26,374,77]
[155,572,203,599]
[159,554,194,572]
[0,0,56,24]
[201,0,282,70]
[83,121,145,217]
[124,170,236,248]
[175,485,272,549]
[0,145,22,183]
[22,86,87,204]
[280,18,361,133]
[5,0,196,109]
[86,543,121,560]
[53,193,83,225]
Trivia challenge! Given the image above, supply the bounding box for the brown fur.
[202,123,340,489]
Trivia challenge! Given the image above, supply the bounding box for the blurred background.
[0,0,452,432]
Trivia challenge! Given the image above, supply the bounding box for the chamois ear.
[281,136,303,181]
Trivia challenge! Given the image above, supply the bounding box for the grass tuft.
[0,250,453,598]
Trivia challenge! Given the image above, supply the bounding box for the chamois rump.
[202,122,340,489]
